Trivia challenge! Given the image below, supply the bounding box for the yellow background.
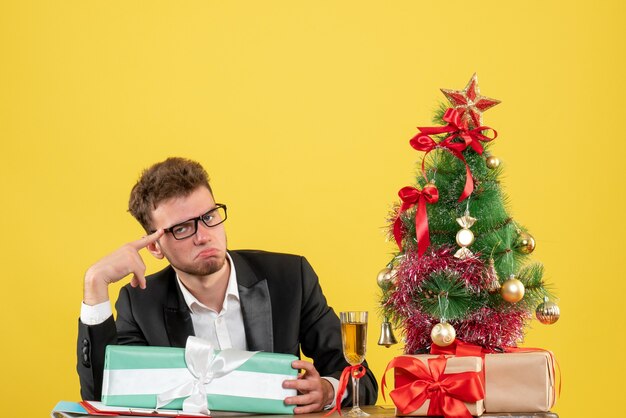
[1,1,624,416]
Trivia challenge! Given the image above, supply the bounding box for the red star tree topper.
[440,73,501,128]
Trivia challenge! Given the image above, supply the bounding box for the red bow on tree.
[382,356,484,418]
[418,108,497,154]
[410,108,497,202]
[393,184,439,257]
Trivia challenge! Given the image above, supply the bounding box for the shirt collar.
[176,252,239,313]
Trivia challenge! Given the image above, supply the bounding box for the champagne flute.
[340,311,369,417]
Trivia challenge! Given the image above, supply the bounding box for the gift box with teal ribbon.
[101,337,298,415]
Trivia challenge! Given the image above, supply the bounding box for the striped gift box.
[102,344,298,414]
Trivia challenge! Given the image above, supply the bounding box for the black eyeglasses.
[156,204,227,240]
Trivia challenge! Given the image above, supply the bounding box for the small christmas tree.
[378,74,560,354]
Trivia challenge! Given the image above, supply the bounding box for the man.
[77,157,378,413]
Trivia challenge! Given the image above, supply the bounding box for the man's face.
[148,186,228,278]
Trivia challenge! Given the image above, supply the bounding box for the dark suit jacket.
[77,250,378,406]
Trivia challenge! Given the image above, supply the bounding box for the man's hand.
[83,229,164,306]
[283,360,335,414]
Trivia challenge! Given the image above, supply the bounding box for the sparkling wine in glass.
[340,311,369,417]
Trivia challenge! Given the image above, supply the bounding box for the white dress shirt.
[175,253,247,350]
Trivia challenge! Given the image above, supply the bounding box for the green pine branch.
[516,262,552,310]
[417,270,487,320]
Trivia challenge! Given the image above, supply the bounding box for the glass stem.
[352,375,359,409]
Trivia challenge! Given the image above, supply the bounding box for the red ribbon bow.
[430,339,491,357]
[325,365,366,416]
[393,185,439,257]
[410,108,497,202]
[382,356,484,418]
[418,108,497,155]
[410,133,472,202]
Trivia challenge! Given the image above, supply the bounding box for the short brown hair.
[128,157,212,231]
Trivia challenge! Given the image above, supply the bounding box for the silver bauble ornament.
[536,297,560,324]
[377,268,397,289]
[517,231,536,254]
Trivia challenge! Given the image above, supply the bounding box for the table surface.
[240,405,558,418]
[52,404,558,418]
[215,405,558,418]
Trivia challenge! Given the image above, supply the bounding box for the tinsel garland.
[390,247,489,309]
[456,307,529,350]
[385,246,529,353]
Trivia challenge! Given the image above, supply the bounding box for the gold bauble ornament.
[501,276,525,303]
[377,268,397,289]
[535,297,561,324]
[430,322,456,347]
[516,231,536,254]
[486,155,500,169]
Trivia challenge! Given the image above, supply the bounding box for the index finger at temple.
[129,229,164,250]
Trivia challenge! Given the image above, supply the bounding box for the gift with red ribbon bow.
[382,355,485,418]
[429,340,559,413]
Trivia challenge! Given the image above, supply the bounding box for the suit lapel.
[163,268,195,348]
[230,251,274,352]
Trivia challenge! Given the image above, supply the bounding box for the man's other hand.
[283,360,335,414]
